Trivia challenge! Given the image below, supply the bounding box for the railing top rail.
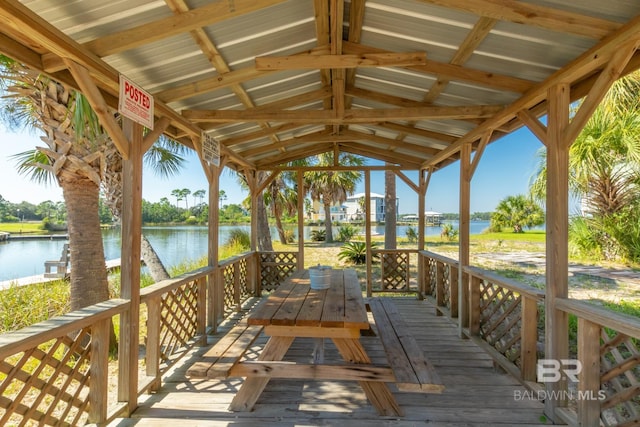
[464,265,545,301]
[217,251,257,268]
[419,250,458,265]
[141,266,215,300]
[556,297,640,338]
[372,248,419,254]
[0,298,130,358]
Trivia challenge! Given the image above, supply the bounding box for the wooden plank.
[264,325,360,339]
[247,278,297,325]
[255,52,427,70]
[321,270,345,327]
[296,287,328,326]
[230,361,396,382]
[369,299,417,386]
[380,298,444,393]
[343,270,370,329]
[271,282,309,326]
[205,325,264,378]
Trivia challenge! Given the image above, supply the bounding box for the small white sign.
[118,74,154,129]
[202,132,220,166]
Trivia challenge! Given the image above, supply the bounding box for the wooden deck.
[110,298,554,426]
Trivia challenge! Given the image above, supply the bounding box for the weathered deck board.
[109,298,554,426]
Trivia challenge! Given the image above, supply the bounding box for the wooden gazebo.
[2,1,640,426]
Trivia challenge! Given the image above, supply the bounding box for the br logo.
[537,359,582,383]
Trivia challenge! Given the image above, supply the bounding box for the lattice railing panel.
[427,257,437,298]
[260,252,297,292]
[380,252,410,291]
[222,263,236,315]
[479,280,523,367]
[0,328,93,426]
[238,257,250,300]
[600,329,640,426]
[442,264,451,309]
[157,281,199,369]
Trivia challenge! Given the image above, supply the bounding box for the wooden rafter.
[183,104,504,123]
[415,0,620,39]
[255,52,428,70]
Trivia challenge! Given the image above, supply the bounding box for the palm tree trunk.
[62,179,109,311]
[141,235,170,281]
[384,167,397,249]
[256,194,273,251]
[323,200,334,243]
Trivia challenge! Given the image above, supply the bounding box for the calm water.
[0,221,492,282]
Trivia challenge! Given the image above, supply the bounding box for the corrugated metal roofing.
[5,0,640,171]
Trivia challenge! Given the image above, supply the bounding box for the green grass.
[0,221,47,234]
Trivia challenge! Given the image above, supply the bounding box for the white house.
[308,192,397,223]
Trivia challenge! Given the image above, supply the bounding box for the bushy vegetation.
[310,229,326,242]
[0,280,69,332]
[338,241,379,264]
[405,226,417,243]
[337,224,359,242]
[440,223,459,241]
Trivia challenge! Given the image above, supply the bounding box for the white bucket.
[309,265,332,290]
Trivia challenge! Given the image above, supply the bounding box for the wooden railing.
[419,250,459,317]
[0,252,263,425]
[556,298,640,427]
[465,265,544,383]
[0,299,130,426]
[258,251,298,292]
[371,249,419,294]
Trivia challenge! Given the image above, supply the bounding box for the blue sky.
[0,124,545,214]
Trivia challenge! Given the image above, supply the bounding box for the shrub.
[405,226,417,243]
[338,241,379,264]
[337,224,358,242]
[224,228,251,250]
[310,229,326,242]
[440,223,459,241]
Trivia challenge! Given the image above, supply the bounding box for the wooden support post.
[297,171,305,271]
[544,83,571,419]
[365,170,372,297]
[520,296,539,382]
[145,295,161,392]
[207,163,221,328]
[449,265,459,318]
[578,318,602,426]
[196,276,207,345]
[88,317,109,424]
[234,262,241,312]
[458,142,471,335]
[435,261,444,315]
[118,118,143,413]
[468,275,481,336]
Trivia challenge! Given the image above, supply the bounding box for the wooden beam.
[183,104,504,123]
[0,0,202,141]
[564,40,640,145]
[517,110,547,146]
[343,42,535,93]
[375,122,457,146]
[468,131,492,180]
[415,0,620,40]
[141,117,172,153]
[43,0,288,71]
[394,170,419,194]
[341,129,439,157]
[425,13,640,168]
[255,143,333,168]
[339,142,423,169]
[221,123,305,147]
[63,59,131,159]
[256,52,427,70]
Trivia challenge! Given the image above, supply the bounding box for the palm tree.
[529,71,640,259]
[1,59,112,312]
[305,153,364,243]
[264,172,298,244]
[529,71,640,216]
[491,194,545,233]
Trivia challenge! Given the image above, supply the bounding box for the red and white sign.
[118,74,154,129]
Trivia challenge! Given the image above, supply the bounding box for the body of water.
[0,221,493,282]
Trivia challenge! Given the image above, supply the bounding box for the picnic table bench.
[44,243,70,279]
[186,269,443,416]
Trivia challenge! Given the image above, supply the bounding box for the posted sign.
[118,74,154,129]
[202,132,220,166]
